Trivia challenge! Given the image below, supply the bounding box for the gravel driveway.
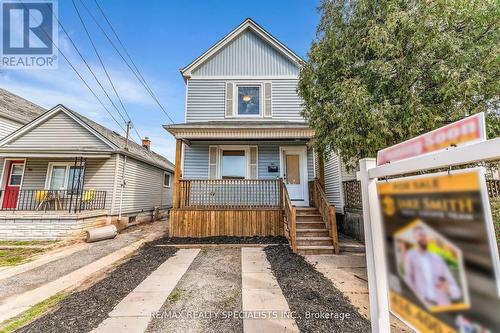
[0,223,164,301]
[16,241,176,333]
[146,247,242,333]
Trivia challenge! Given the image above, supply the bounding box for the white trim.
[163,171,171,188]
[228,82,264,119]
[279,146,309,205]
[0,158,26,191]
[0,105,117,149]
[44,162,84,190]
[190,76,299,80]
[110,154,121,214]
[181,19,304,78]
[218,145,252,179]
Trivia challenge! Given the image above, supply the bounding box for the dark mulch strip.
[16,243,177,333]
[158,236,287,244]
[265,245,371,333]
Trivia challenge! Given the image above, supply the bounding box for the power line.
[84,0,175,124]
[44,3,131,130]
[71,0,142,142]
[18,1,125,132]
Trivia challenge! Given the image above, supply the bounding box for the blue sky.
[1,0,320,161]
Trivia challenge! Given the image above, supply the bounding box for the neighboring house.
[0,91,174,240]
[0,88,45,138]
[164,19,354,254]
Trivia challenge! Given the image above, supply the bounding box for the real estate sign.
[377,169,500,333]
[377,113,486,166]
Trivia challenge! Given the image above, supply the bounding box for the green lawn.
[0,292,68,333]
[0,248,45,267]
[0,241,55,247]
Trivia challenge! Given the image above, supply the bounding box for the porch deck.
[170,175,339,254]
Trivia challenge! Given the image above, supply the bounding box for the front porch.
[0,156,110,213]
[166,119,339,253]
[0,156,112,240]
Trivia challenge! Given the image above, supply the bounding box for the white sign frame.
[359,136,500,333]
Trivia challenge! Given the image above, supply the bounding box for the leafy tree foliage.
[299,0,499,167]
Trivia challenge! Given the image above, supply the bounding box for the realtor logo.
[1,0,58,68]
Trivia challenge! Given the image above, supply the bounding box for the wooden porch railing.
[177,179,281,209]
[310,179,339,254]
[281,180,297,252]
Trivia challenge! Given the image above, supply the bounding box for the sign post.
[359,158,391,333]
[359,114,500,333]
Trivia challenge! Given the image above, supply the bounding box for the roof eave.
[180,18,304,79]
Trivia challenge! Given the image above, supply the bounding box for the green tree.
[299,0,499,168]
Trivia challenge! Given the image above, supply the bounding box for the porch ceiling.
[164,121,314,141]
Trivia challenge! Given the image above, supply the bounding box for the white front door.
[280,146,309,207]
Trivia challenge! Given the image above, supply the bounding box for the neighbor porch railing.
[178,179,281,209]
[0,189,107,212]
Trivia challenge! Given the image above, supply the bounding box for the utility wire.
[18,1,125,132]
[83,0,175,124]
[92,0,171,121]
[71,0,142,142]
[44,3,131,130]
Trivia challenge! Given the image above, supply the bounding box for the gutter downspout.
[118,121,131,221]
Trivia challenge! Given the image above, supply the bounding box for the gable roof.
[0,88,45,124]
[180,18,304,79]
[0,102,174,172]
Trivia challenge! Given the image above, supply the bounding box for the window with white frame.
[46,163,84,192]
[236,85,261,116]
[163,172,171,188]
[221,150,246,179]
[209,146,258,180]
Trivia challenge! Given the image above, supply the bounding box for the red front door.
[2,160,25,209]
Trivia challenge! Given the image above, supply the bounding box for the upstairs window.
[237,86,260,116]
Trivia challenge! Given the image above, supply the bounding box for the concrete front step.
[340,244,366,253]
[297,237,333,246]
[296,222,326,229]
[297,245,335,255]
[296,229,330,237]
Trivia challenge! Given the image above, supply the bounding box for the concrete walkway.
[93,249,200,333]
[241,247,299,333]
[0,221,167,323]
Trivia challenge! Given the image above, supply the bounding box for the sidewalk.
[0,220,167,323]
[306,236,411,332]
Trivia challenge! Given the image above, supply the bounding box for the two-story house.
[165,19,353,254]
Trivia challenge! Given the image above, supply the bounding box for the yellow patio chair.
[82,189,96,202]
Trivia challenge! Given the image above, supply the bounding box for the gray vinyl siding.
[192,30,299,77]
[183,141,314,181]
[19,157,117,210]
[186,79,304,122]
[0,116,22,139]
[271,80,304,121]
[186,80,226,122]
[113,155,172,215]
[3,111,110,150]
[323,153,345,214]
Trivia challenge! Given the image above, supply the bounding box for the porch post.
[172,139,183,209]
